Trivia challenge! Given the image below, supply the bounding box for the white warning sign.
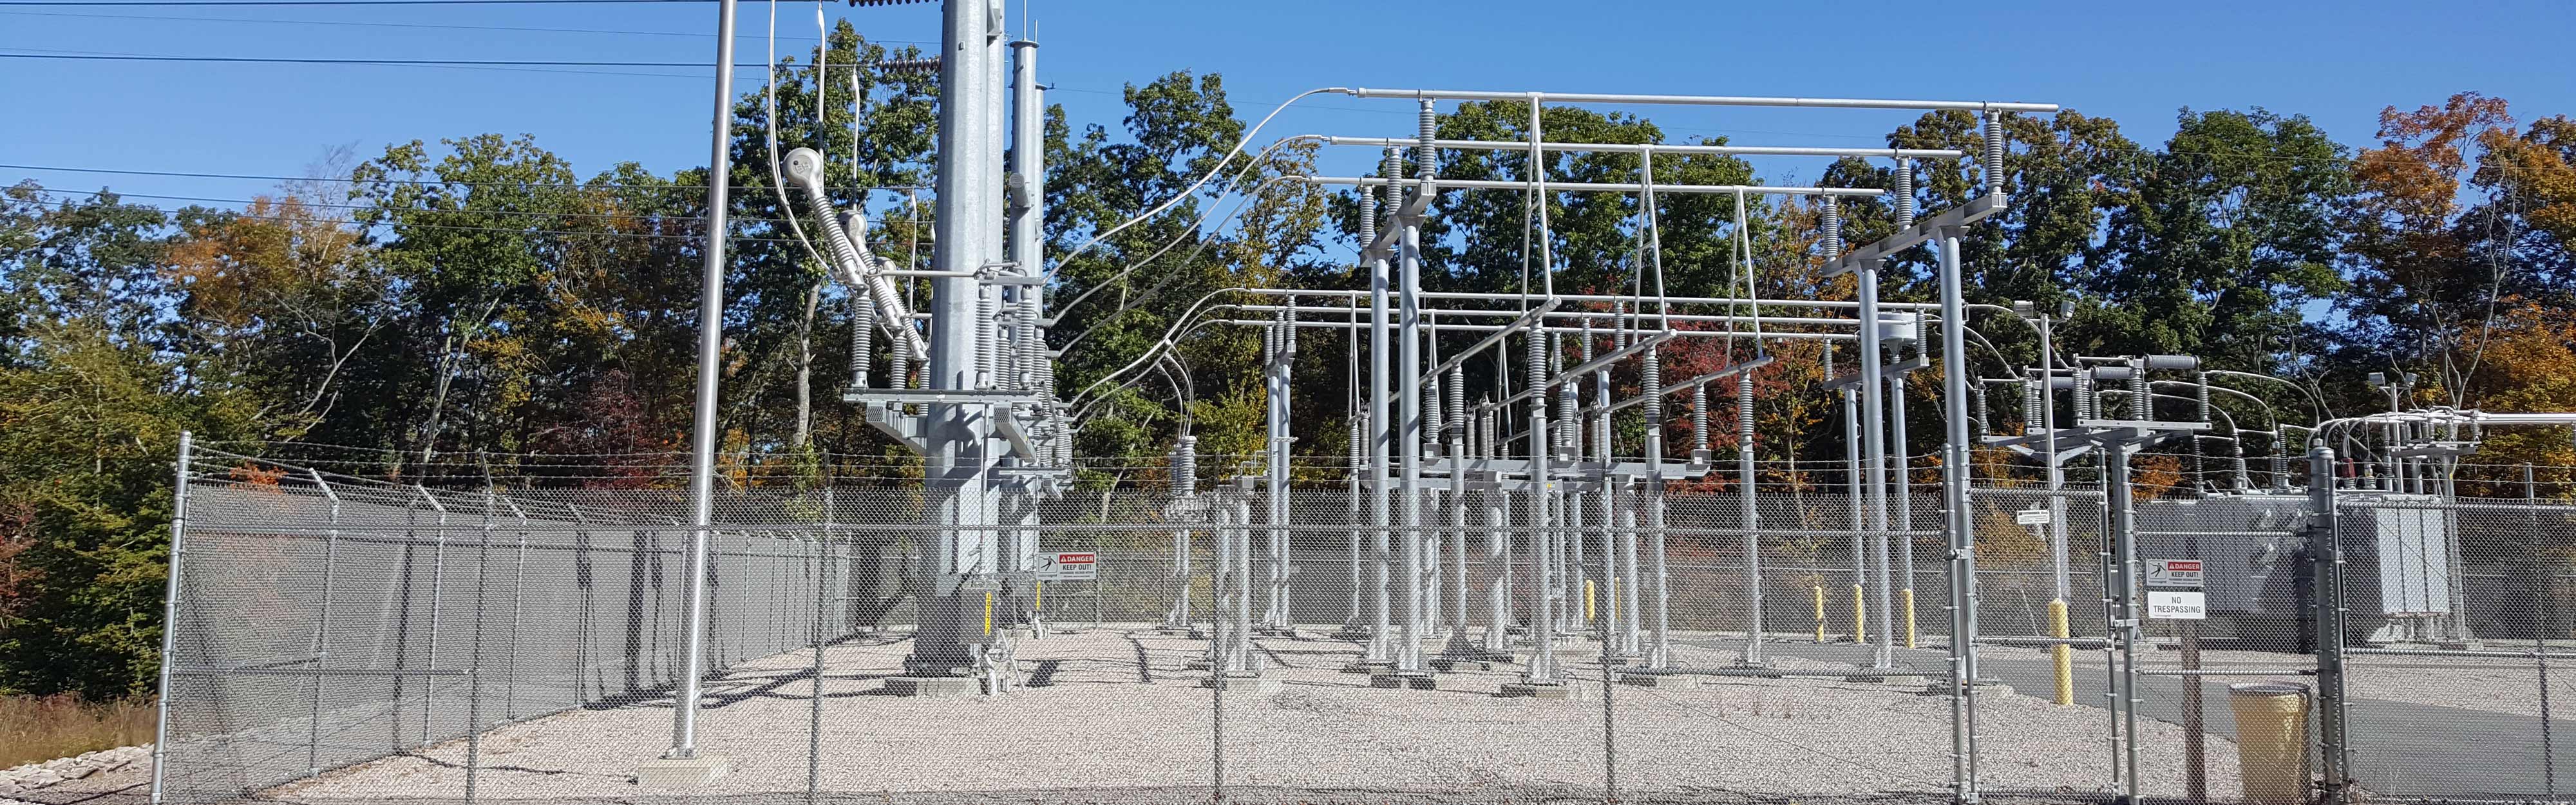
[2146,590,2207,620]
[1034,551,1097,582]
[2145,558,2204,587]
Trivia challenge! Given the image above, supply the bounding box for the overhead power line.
[1,162,927,195]
[0,0,721,6]
[0,52,891,67]
[0,8,933,42]
[24,189,813,243]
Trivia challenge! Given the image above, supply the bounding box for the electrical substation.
[142,1,2576,804]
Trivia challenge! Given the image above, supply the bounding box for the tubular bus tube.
[1341,87,2060,113]
[1321,135,1965,160]
[1303,175,1887,196]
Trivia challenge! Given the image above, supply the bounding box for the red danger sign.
[2146,559,2203,587]
[1054,552,1095,565]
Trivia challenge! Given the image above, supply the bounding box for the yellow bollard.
[2230,683,2313,805]
[2049,598,2074,706]
[1813,585,1827,643]
[1035,580,1044,616]
[983,591,994,636]
[1902,589,1917,649]
[1850,584,1867,643]
[1584,579,1597,621]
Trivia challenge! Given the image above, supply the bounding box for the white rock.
[21,770,60,788]
[59,764,96,780]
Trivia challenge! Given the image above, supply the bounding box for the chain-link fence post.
[148,431,193,805]
[2310,444,2349,805]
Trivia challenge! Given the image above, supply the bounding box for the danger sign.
[1034,551,1097,582]
[2144,559,2203,587]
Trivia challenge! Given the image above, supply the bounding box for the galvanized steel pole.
[669,0,739,759]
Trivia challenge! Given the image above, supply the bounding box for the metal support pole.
[1399,219,1426,672]
[668,0,738,760]
[1739,371,1765,665]
[149,432,192,805]
[2311,444,2349,805]
[1889,373,1919,649]
[1938,232,1982,803]
[2110,439,2143,805]
[1856,250,1896,670]
[1367,245,1394,663]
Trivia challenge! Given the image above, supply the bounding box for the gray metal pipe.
[668,0,739,758]
[1321,135,1964,160]
[1305,175,1886,196]
[1343,87,2059,113]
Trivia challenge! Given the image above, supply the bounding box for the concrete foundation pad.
[1495,682,1596,701]
[633,755,731,787]
[1339,661,1394,674]
[1857,674,1928,686]
[877,676,981,697]
[1368,671,1440,690]
[1202,676,1281,694]
[1430,658,1505,672]
[1618,674,1701,690]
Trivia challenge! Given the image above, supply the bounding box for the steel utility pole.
[642,0,737,784]
[910,0,1003,678]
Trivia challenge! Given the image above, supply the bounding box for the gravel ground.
[269,625,2235,804]
[1980,643,2569,721]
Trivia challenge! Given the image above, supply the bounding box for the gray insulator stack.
[1016,293,1038,391]
[1173,436,1198,497]
[890,330,911,392]
[1895,158,1917,231]
[1348,414,1365,477]
[2073,370,2092,421]
[2024,371,2044,435]
[1446,366,1466,443]
[2130,368,2151,422]
[1692,383,1710,453]
[1283,298,1298,354]
[1984,115,2007,197]
[1642,345,1663,424]
[2197,372,2212,424]
[850,294,874,388]
[1417,100,1438,180]
[1554,336,1577,455]
[1383,147,1406,225]
[1738,373,1756,445]
[1425,373,1444,452]
[1975,384,1991,439]
[976,289,998,389]
[1479,406,1496,460]
[1358,182,1379,247]
[1821,198,1842,260]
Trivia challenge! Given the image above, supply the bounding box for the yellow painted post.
[1035,580,1044,616]
[1903,589,1918,649]
[2049,598,2074,705]
[983,591,994,636]
[1813,585,1827,643]
[1851,584,1867,643]
[1584,579,1598,621]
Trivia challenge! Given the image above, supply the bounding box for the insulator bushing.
[1642,345,1663,423]
[1358,184,1379,247]
[1984,114,2007,196]
[1173,436,1197,497]
[2024,373,2043,435]
[1821,200,1842,260]
[1737,372,1757,442]
[850,294,874,387]
[1446,366,1466,441]
[1417,100,1438,180]
[1691,383,1710,452]
[1382,147,1405,221]
[1895,158,1917,231]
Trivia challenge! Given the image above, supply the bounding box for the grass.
[0,694,155,770]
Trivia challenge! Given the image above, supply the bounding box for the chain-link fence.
[149,444,2576,805]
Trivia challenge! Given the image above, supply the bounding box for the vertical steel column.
[1850,197,1897,670]
[806,490,830,804]
[1888,373,1918,648]
[1738,371,1765,665]
[1167,438,1195,628]
[418,487,448,746]
[305,472,340,775]
[1267,312,1295,630]
[2108,431,2143,805]
[149,432,193,805]
[2311,445,2348,805]
[1485,484,1511,655]
[910,0,1002,677]
[1448,365,1472,640]
[668,0,739,757]
[1398,214,1427,672]
[1938,232,1984,803]
[1526,327,1560,683]
[1367,156,1396,662]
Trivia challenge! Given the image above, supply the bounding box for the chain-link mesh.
[152,447,2576,805]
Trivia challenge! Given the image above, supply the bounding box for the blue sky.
[5,0,2572,212]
